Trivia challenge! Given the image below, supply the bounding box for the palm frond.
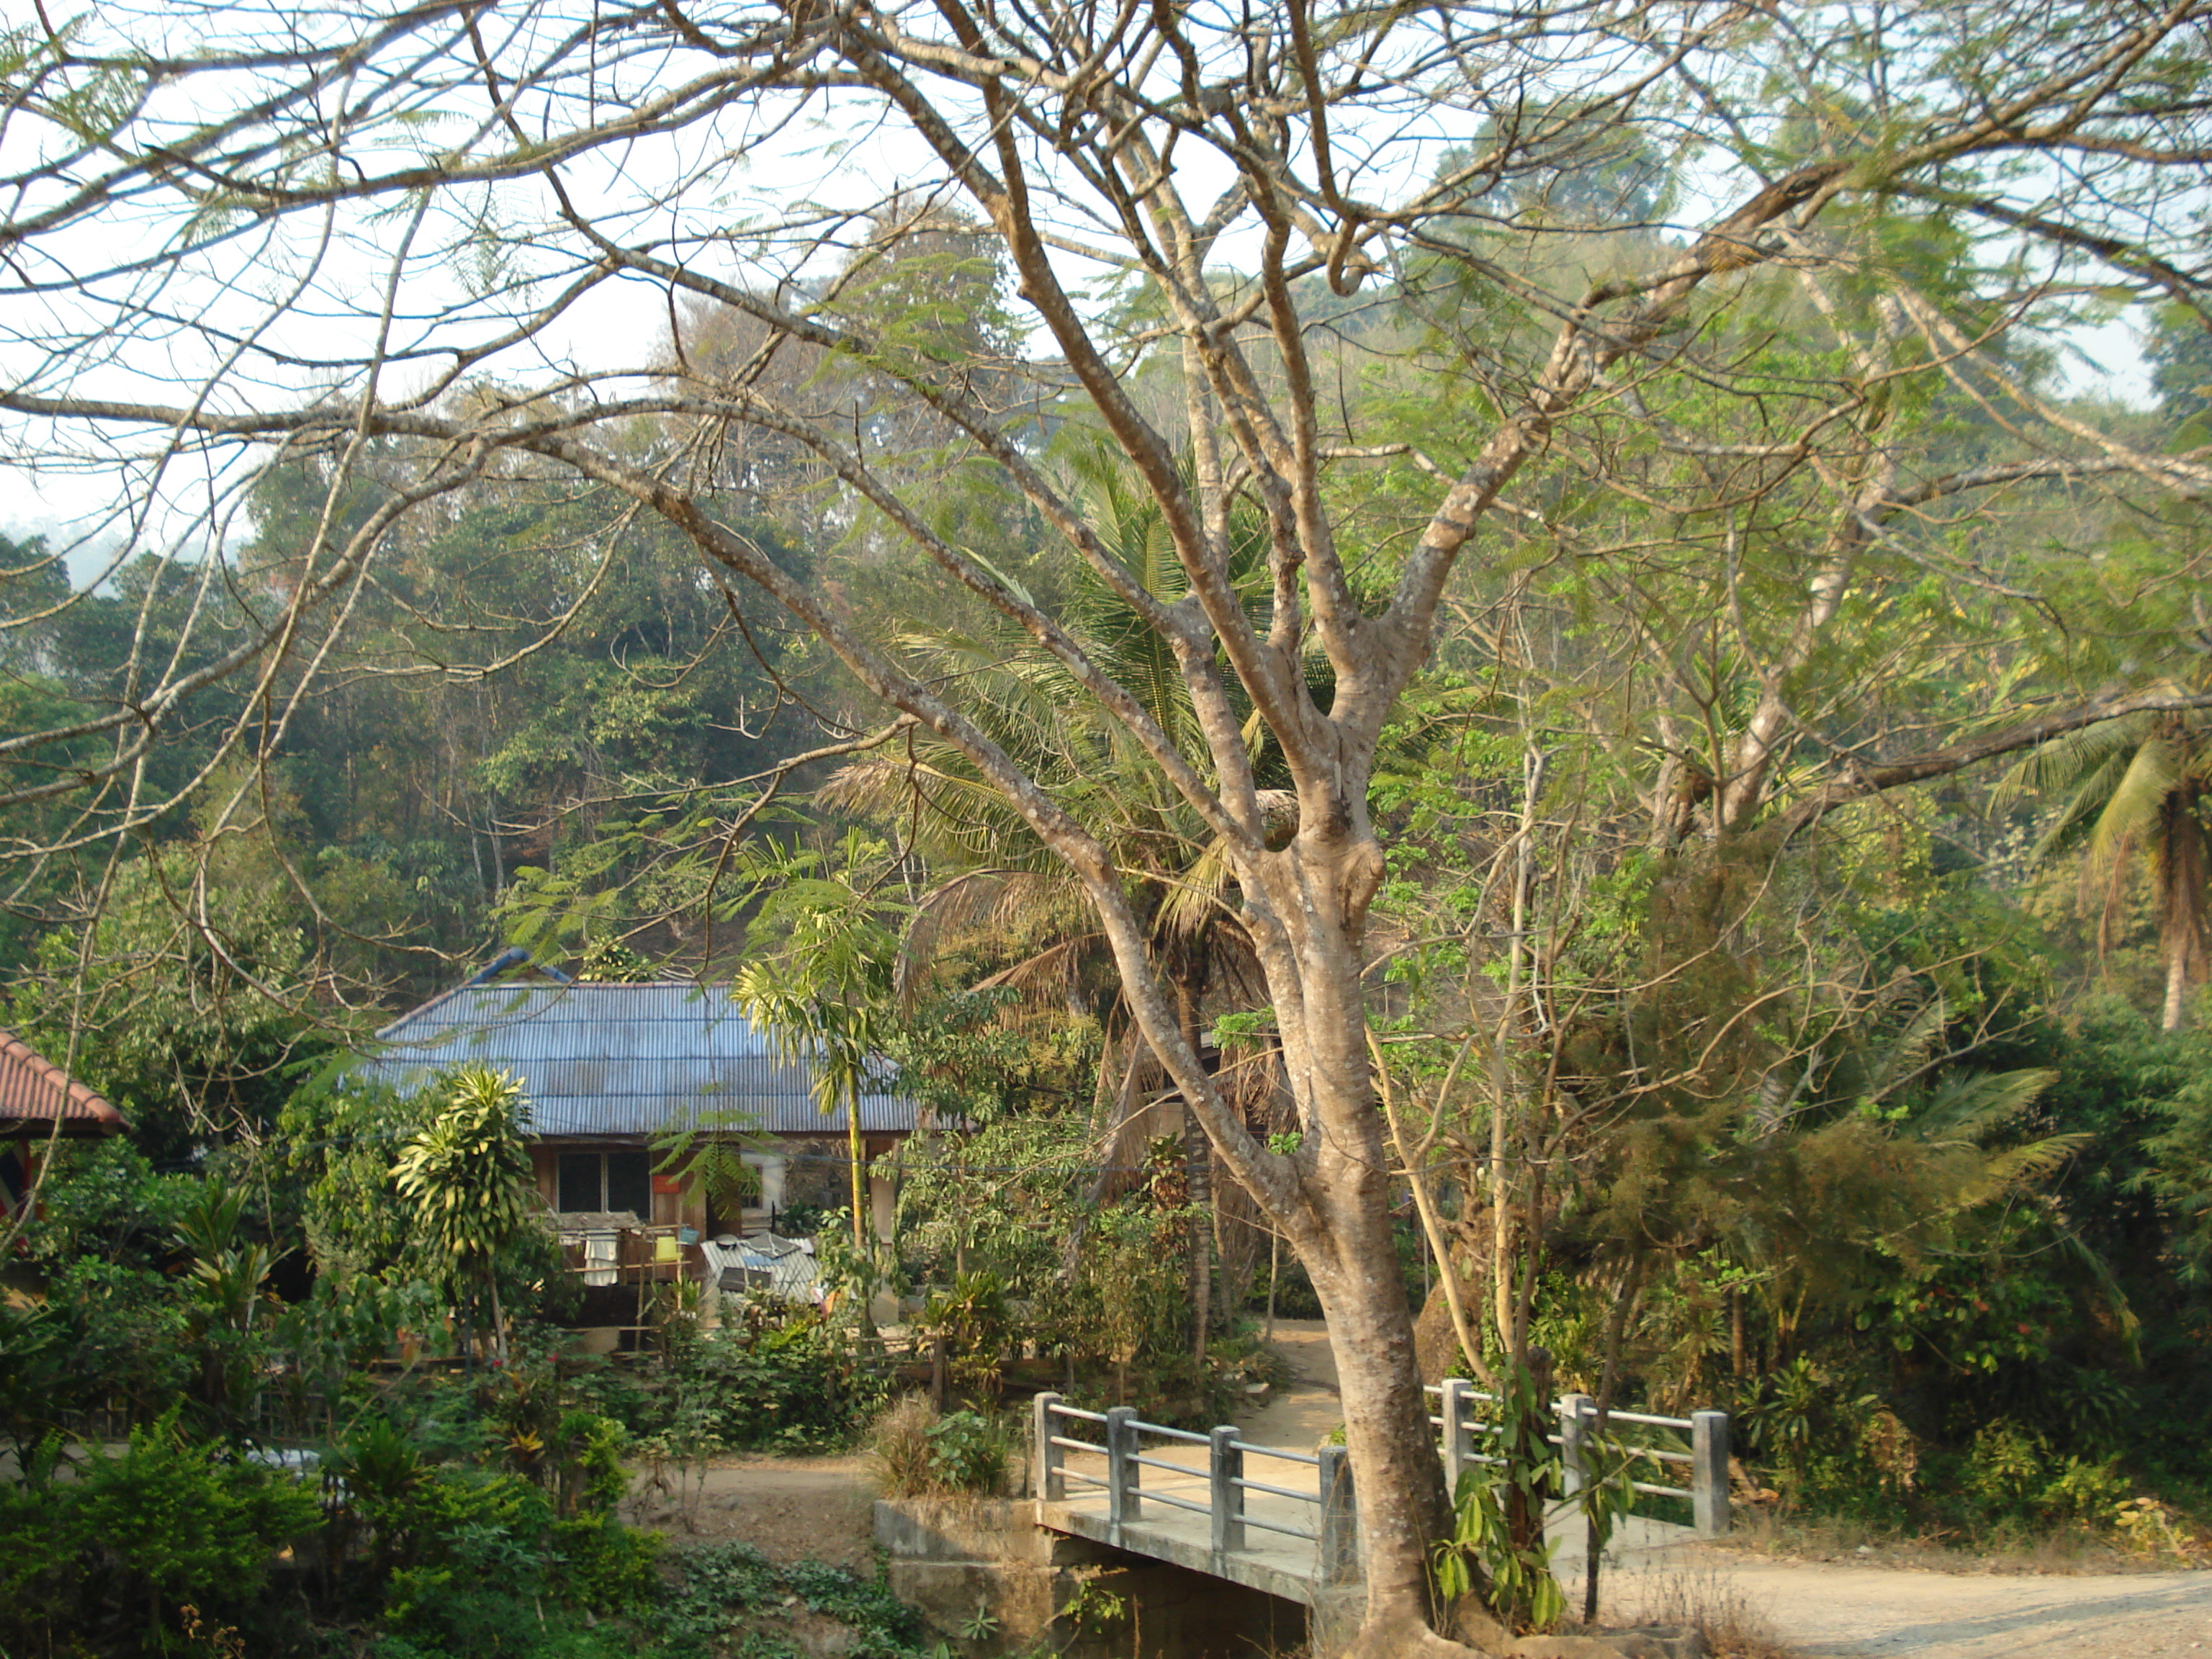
[1863,996,1949,1097]
[2029,748,2132,861]
[1995,710,2153,808]
[1912,1066,2058,1144]
[2082,736,2188,890]
[1961,1132,2092,1204]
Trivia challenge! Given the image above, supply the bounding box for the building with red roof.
[0,1027,126,1217]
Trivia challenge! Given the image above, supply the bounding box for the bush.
[341,1416,675,1647]
[681,1300,886,1450]
[913,1271,1011,1400]
[549,1517,662,1614]
[866,1397,1009,1498]
[660,1545,932,1659]
[0,1415,324,1650]
[81,1412,324,1604]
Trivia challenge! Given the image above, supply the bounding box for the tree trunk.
[1308,1228,1453,1637]
[1289,942,1454,1637]
[1187,1108,1213,1367]
[848,1108,868,1254]
[2164,928,2191,1031]
[1172,945,1215,1366]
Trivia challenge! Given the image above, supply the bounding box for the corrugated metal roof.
[356,981,918,1138]
[0,1028,125,1136]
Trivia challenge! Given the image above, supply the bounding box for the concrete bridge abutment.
[876,1497,1309,1658]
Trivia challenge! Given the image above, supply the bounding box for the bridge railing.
[1033,1393,1359,1581]
[1426,1380,1730,1538]
[1033,1385,1727,1584]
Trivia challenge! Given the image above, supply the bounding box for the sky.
[0,0,2175,582]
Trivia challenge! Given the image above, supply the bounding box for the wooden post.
[1440,1378,1470,1498]
[1318,1444,1358,1583]
[1033,1393,1064,1502]
[1692,1410,1730,1538]
[1210,1425,1245,1555]
[1106,1406,1141,1529]
[1558,1391,1593,1499]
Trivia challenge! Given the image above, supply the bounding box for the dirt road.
[1604,1549,2212,1658]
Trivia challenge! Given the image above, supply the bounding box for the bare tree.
[6,0,2212,1642]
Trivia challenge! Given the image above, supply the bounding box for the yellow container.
[653,1236,681,1263]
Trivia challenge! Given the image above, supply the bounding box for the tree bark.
[1306,1196,1453,1633]
[2164,931,2190,1032]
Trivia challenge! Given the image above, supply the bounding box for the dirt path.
[1604,1547,2212,1658]
[626,1451,878,1567]
[1242,1317,1344,1449]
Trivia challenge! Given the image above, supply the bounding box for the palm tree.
[733,928,894,1259]
[822,450,1288,1357]
[2002,691,2212,1029]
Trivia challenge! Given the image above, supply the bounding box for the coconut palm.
[2002,691,2212,1029]
[822,450,1292,1355]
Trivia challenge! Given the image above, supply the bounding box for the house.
[355,976,920,1243]
[0,1027,127,1218]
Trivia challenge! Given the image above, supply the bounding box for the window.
[556,1150,652,1217]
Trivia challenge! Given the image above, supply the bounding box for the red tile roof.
[0,1029,125,1136]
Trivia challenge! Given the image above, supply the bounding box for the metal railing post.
[1106,1406,1141,1529]
[1318,1444,1359,1583]
[1210,1425,1245,1555]
[1440,1378,1469,1497]
[1692,1409,1730,1538]
[1557,1391,1593,1500]
[1033,1391,1064,1501]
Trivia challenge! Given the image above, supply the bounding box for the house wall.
[530,1133,900,1238]
[528,1141,705,1233]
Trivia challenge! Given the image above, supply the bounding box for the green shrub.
[2041,1455,2132,1525]
[1963,1421,2048,1516]
[75,1411,325,1618]
[350,1459,554,1589]
[552,1411,633,1518]
[550,1516,662,1613]
[866,1397,1008,1498]
[0,1416,324,1648]
[681,1303,886,1450]
[660,1545,931,1659]
[381,1570,620,1658]
[914,1272,1010,1399]
[923,1411,1006,1493]
[0,1441,92,1650]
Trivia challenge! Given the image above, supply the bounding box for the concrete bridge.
[1029,1385,1731,1609]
